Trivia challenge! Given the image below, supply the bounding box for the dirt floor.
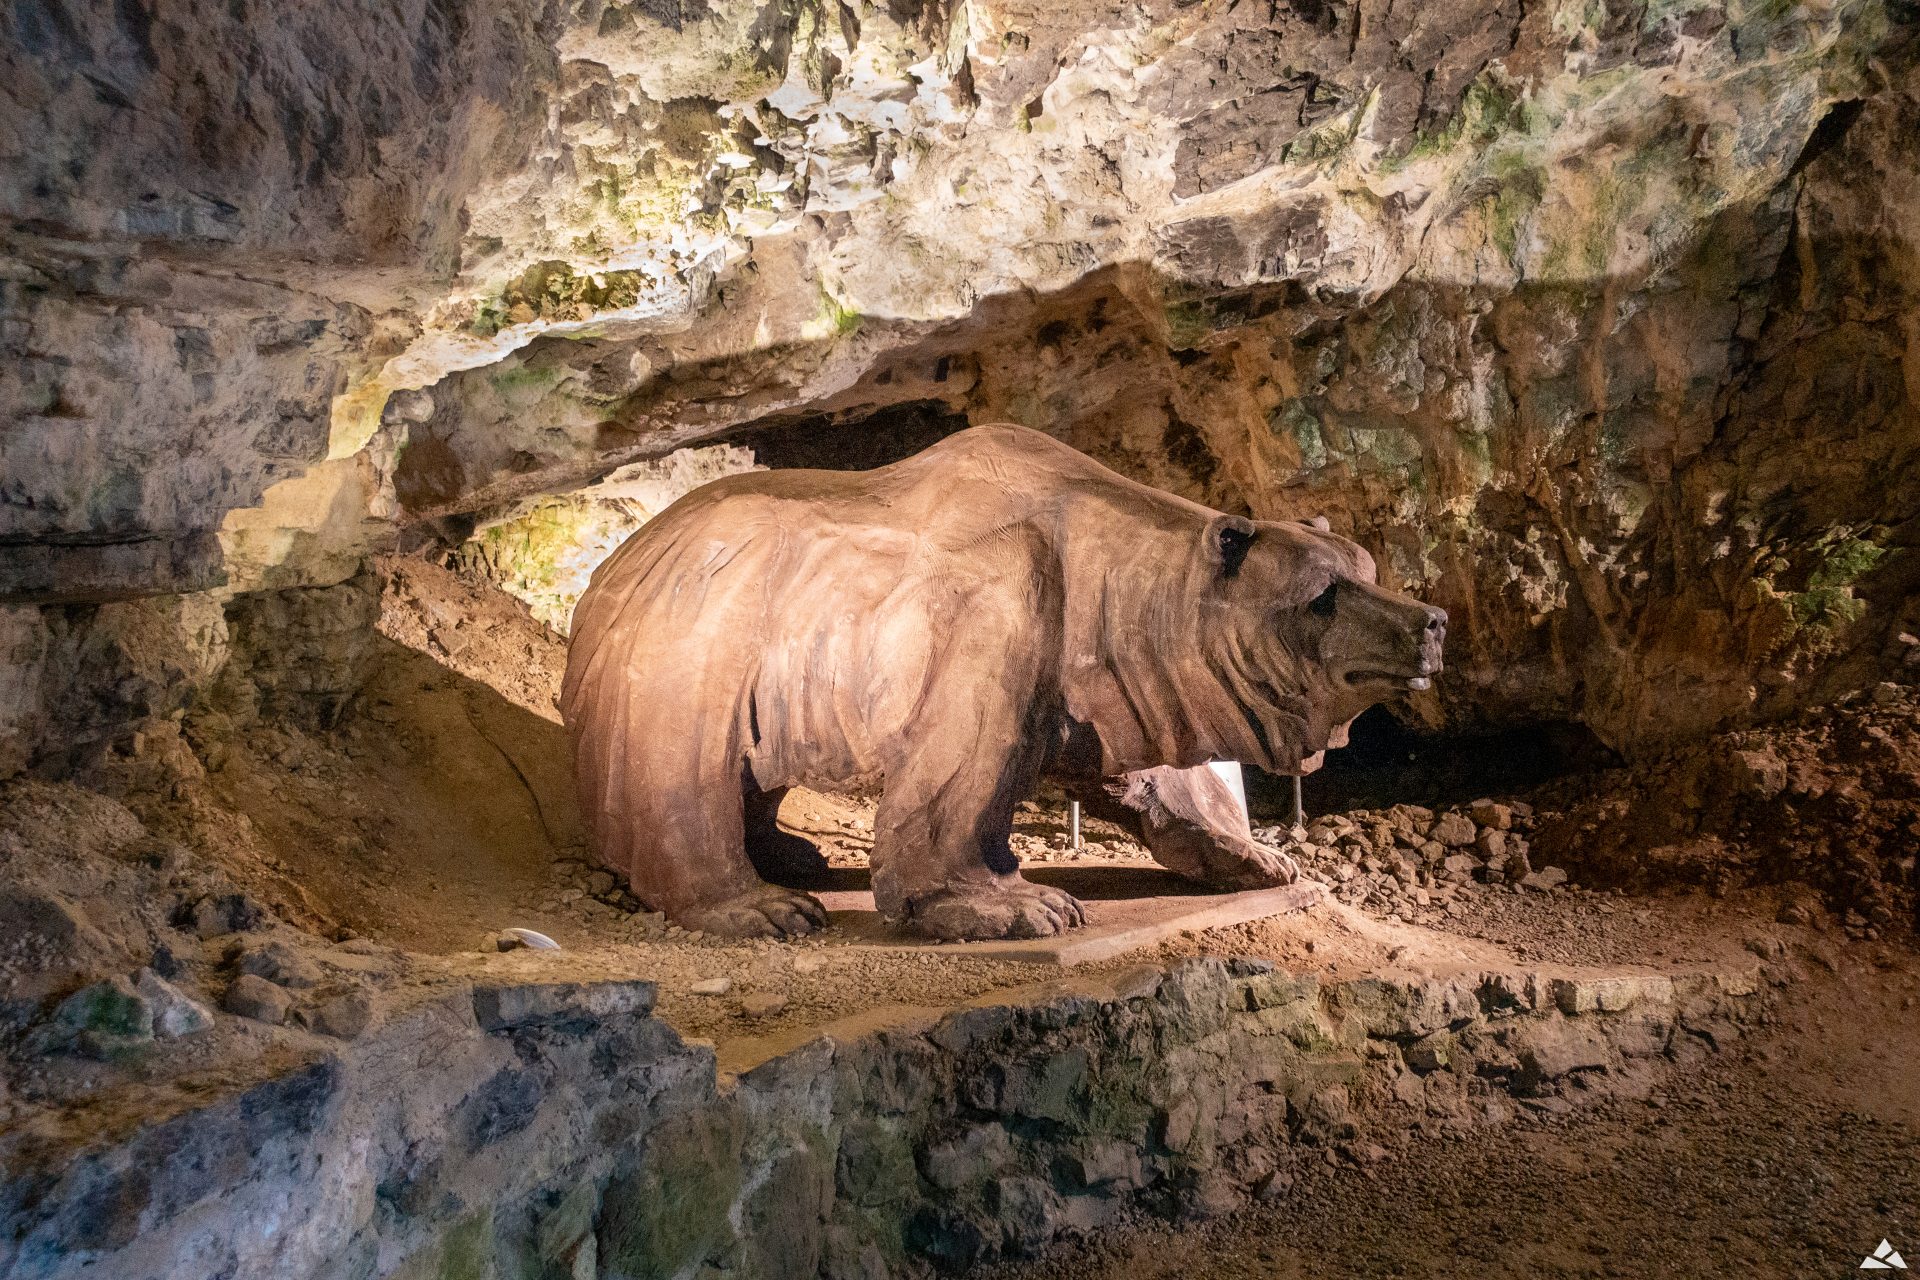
[991,946,1920,1280]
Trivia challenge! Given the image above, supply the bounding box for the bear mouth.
[1344,668,1434,692]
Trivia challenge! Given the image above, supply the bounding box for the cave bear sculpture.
[562,424,1446,940]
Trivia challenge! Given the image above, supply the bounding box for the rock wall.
[0,955,1764,1280]
[3,0,1917,756]
[0,0,553,600]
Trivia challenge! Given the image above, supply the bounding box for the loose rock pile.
[530,857,669,941]
[1256,798,1572,928]
[1527,682,1920,940]
[1010,830,1153,865]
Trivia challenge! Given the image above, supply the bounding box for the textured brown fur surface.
[562,425,1445,940]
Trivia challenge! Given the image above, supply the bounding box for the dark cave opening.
[725,399,975,471]
[1247,706,1621,821]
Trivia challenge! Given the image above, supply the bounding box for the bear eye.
[1308,581,1338,618]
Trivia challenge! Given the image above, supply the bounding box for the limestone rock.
[38,977,154,1058]
[235,941,325,990]
[180,893,267,940]
[1468,800,1513,831]
[736,993,787,1019]
[306,989,374,1040]
[1065,1141,1146,1191]
[1551,976,1675,1016]
[224,974,293,1025]
[990,1176,1063,1255]
[921,1126,1015,1192]
[1518,1019,1612,1081]
[471,980,656,1031]
[134,968,215,1040]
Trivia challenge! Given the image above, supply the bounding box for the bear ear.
[1302,515,1331,532]
[1206,515,1258,579]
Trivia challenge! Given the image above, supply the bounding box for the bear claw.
[684,886,828,939]
[904,878,1089,941]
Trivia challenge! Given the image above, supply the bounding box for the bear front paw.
[1211,839,1300,890]
[683,886,828,939]
[1156,835,1300,891]
[903,878,1089,941]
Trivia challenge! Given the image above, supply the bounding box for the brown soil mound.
[1526,688,1920,939]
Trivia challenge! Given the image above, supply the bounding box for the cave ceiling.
[2,0,1916,750]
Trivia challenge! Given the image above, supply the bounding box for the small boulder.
[235,940,324,989]
[1430,812,1477,847]
[688,977,733,996]
[134,968,214,1039]
[225,974,293,1025]
[1520,866,1569,891]
[1298,1085,1358,1143]
[993,1175,1064,1253]
[1475,829,1509,859]
[1404,1032,1451,1072]
[1066,1140,1145,1190]
[1468,799,1513,830]
[306,989,373,1040]
[922,1125,1014,1191]
[179,893,266,940]
[736,992,788,1019]
[40,977,154,1057]
[1776,896,1818,927]
[1725,748,1788,800]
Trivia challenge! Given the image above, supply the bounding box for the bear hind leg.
[616,766,826,940]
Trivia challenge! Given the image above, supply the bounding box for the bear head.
[1184,512,1447,774]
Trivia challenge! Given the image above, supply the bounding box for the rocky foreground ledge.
[0,949,1768,1280]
